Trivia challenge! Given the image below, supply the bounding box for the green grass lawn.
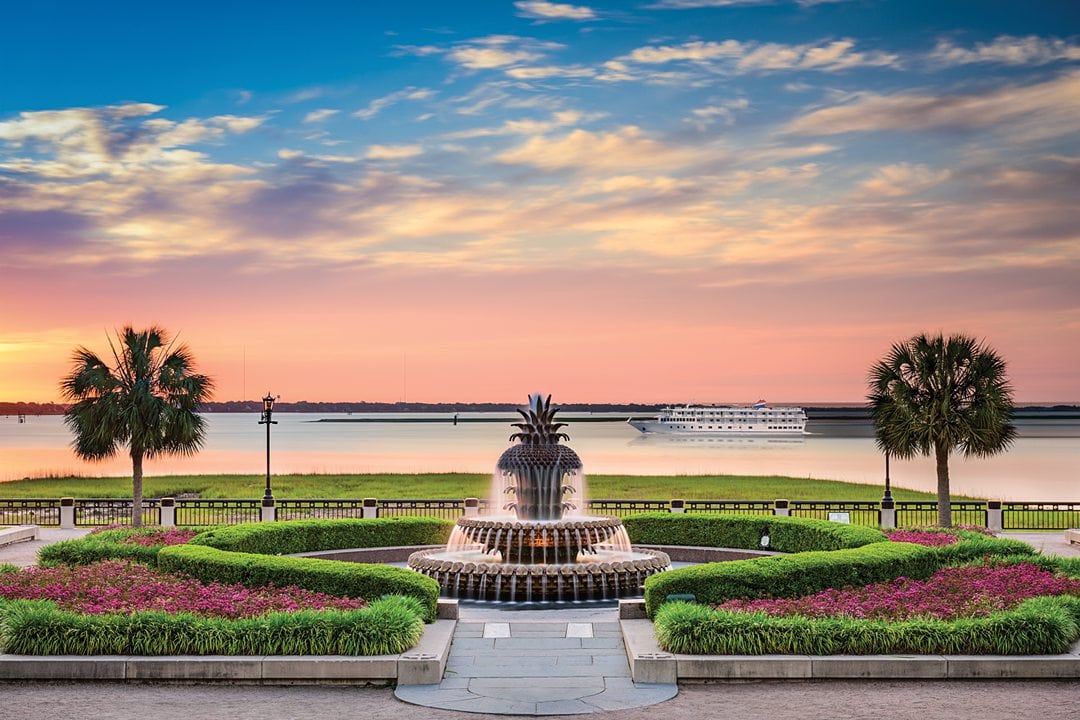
[0,472,952,501]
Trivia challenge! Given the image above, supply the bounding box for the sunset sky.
[1,0,1078,404]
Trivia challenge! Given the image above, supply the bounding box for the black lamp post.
[259,393,279,505]
[882,450,894,504]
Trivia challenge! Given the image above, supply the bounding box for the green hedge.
[654,595,1080,655]
[0,596,425,656]
[158,544,441,622]
[38,527,218,567]
[623,513,887,552]
[188,517,454,555]
[643,532,1037,617]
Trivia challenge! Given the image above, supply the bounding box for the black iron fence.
[586,499,668,518]
[895,501,987,528]
[1002,502,1080,531]
[277,499,367,521]
[75,499,160,527]
[378,499,465,519]
[684,500,773,517]
[0,498,60,527]
[791,501,881,527]
[2,497,1078,530]
[175,499,260,526]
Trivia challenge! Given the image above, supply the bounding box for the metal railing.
[2,496,1078,530]
[75,498,160,527]
[377,499,465,519]
[791,501,881,527]
[1002,502,1080,531]
[176,499,260,526]
[684,500,774,516]
[895,501,987,528]
[0,498,60,527]
[585,499,669,518]
[277,499,366,521]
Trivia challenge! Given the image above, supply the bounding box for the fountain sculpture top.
[496,393,582,522]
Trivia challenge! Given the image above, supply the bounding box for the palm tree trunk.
[131,450,144,528]
[935,442,951,528]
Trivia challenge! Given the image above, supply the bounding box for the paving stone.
[580,637,622,649]
[566,623,594,638]
[496,637,582,650]
[470,676,606,689]
[534,699,601,715]
[449,638,496,652]
[483,622,512,638]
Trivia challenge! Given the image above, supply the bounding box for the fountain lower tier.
[449,515,626,564]
[408,547,670,602]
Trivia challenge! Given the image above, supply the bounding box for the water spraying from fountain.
[409,394,670,602]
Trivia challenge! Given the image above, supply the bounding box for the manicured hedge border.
[0,595,425,656]
[624,513,888,553]
[654,594,1080,656]
[189,517,454,555]
[38,527,218,567]
[640,515,1036,617]
[158,544,441,622]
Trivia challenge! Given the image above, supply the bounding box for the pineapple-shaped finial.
[509,393,569,445]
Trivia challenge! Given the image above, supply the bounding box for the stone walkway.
[394,618,677,715]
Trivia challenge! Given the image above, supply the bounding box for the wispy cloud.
[353,87,436,120]
[446,35,564,71]
[496,126,697,172]
[786,71,1080,140]
[515,1,596,21]
[604,38,900,82]
[929,35,1080,67]
[364,144,424,160]
[303,109,340,123]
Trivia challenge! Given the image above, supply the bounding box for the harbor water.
[0,413,1077,501]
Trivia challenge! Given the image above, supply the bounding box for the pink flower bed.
[120,529,199,547]
[0,561,366,618]
[885,529,960,546]
[715,563,1080,621]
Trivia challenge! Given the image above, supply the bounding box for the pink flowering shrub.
[715,562,1080,621]
[885,530,960,547]
[88,525,198,546]
[0,560,366,618]
[120,529,199,547]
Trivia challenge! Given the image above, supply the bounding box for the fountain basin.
[408,547,670,603]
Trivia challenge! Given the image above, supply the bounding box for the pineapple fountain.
[408,394,670,602]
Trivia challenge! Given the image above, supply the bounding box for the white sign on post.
[828,512,851,524]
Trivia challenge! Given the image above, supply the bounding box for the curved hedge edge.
[654,595,1080,656]
[644,541,933,617]
[158,544,440,622]
[189,517,455,555]
[623,513,888,554]
[37,526,221,567]
[642,528,1041,617]
[0,596,425,656]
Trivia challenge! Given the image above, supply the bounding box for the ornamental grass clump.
[0,560,366,619]
[715,562,1080,621]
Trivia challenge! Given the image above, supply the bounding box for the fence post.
[59,497,75,529]
[261,496,276,523]
[880,498,896,530]
[362,497,378,519]
[670,499,685,514]
[160,497,176,527]
[987,500,1003,533]
[464,497,480,518]
[774,499,790,517]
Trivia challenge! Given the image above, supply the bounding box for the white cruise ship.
[629,401,807,435]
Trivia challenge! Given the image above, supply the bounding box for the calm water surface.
[0,413,1077,501]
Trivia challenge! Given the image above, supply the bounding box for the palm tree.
[867,333,1016,527]
[60,326,214,526]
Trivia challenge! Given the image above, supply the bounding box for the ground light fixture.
[259,393,279,505]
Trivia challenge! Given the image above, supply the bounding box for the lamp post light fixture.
[259,393,279,505]
[882,450,894,504]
